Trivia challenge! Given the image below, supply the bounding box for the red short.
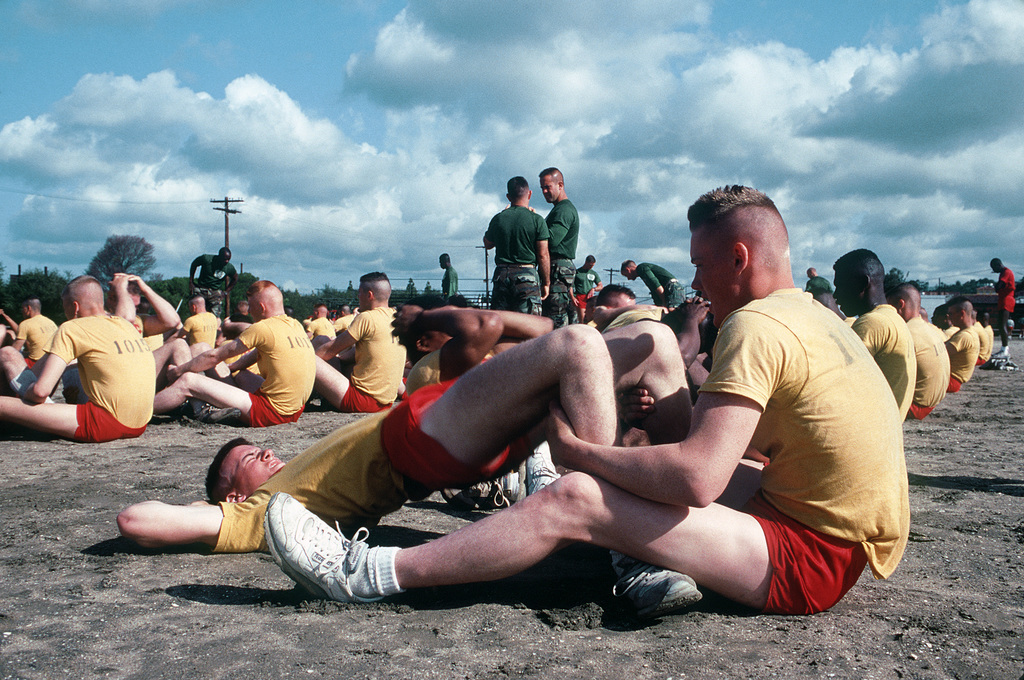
[575,293,589,311]
[247,391,304,428]
[908,403,935,420]
[947,376,962,393]
[24,357,36,369]
[338,382,391,413]
[381,379,511,490]
[744,492,867,615]
[998,296,1015,313]
[74,402,147,443]
[976,357,984,366]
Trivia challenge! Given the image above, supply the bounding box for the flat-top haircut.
[246,280,279,298]
[190,294,207,306]
[595,284,636,307]
[887,281,922,305]
[206,437,253,503]
[507,176,530,201]
[359,272,392,299]
[834,249,884,282]
[539,167,563,182]
[22,296,42,312]
[619,260,636,275]
[62,275,103,304]
[686,185,781,228]
[947,295,973,313]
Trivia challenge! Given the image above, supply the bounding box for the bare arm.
[26,354,68,403]
[129,275,183,336]
[536,240,551,299]
[548,391,763,508]
[110,273,137,323]
[483,237,495,250]
[0,309,18,333]
[117,501,223,548]
[11,338,26,353]
[399,307,506,381]
[188,259,200,292]
[316,330,357,360]
[489,310,553,349]
[171,339,246,378]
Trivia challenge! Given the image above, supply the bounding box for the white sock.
[366,546,404,598]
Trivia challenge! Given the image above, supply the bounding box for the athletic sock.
[365,546,404,598]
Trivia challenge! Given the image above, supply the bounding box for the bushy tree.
[3,268,73,323]
[86,235,156,283]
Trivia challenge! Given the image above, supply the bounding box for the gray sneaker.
[610,551,702,618]
[526,442,560,495]
[192,402,241,424]
[263,492,381,603]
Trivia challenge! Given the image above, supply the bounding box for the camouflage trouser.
[491,265,542,315]
[543,258,577,328]
[194,287,227,318]
[663,279,685,309]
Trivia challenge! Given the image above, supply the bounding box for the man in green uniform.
[189,247,238,318]
[540,167,579,327]
[439,253,458,299]
[621,260,685,309]
[484,177,550,315]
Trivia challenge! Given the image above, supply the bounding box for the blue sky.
[2,0,1022,301]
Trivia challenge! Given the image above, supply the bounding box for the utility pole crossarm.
[211,196,244,248]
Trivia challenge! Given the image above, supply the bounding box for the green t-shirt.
[485,206,550,265]
[574,267,602,295]
[442,266,459,296]
[545,199,579,260]
[636,262,675,295]
[191,254,237,290]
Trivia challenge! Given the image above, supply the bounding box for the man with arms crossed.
[266,185,909,617]
[539,167,579,328]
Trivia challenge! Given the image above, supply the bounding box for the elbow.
[117,504,160,547]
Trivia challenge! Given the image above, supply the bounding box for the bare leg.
[0,346,30,397]
[395,471,771,609]
[0,397,80,438]
[152,339,192,391]
[420,325,619,467]
[312,357,351,410]
[603,322,692,444]
[153,372,253,420]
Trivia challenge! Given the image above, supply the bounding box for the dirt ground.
[1,350,1023,680]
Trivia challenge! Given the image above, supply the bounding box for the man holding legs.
[266,185,909,616]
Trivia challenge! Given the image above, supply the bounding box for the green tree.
[86,235,157,282]
[4,268,73,323]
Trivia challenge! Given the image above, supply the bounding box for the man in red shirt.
[990,258,1015,358]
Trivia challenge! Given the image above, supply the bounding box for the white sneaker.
[993,346,1010,359]
[526,441,560,495]
[263,492,382,602]
[610,551,702,618]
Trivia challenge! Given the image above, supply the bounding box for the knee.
[542,471,606,518]
[555,324,605,357]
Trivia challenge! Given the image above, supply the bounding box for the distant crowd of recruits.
[0,181,1011,623]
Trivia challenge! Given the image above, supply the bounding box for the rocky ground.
[1,354,1022,679]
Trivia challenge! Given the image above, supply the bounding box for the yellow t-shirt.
[183,311,219,346]
[906,317,950,409]
[130,315,165,351]
[237,315,315,417]
[406,350,442,396]
[347,307,407,405]
[851,304,916,420]
[47,315,156,428]
[603,307,665,332]
[974,324,992,363]
[16,314,58,361]
[946,327,979,384]
[334,314,355,333]
[700,289,909,579]
[215,412,409,552]
[943,326,957,339]
[307,317,337,339]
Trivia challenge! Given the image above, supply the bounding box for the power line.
[0,185,207,205]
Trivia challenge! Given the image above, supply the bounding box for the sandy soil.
[1,349,1022,680]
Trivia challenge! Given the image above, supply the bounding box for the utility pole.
[476,245,490,307]
[211,197,243,248]
[605,267,616,284]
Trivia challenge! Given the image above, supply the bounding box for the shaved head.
[688,187,790,272]
[886,282,922,322]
